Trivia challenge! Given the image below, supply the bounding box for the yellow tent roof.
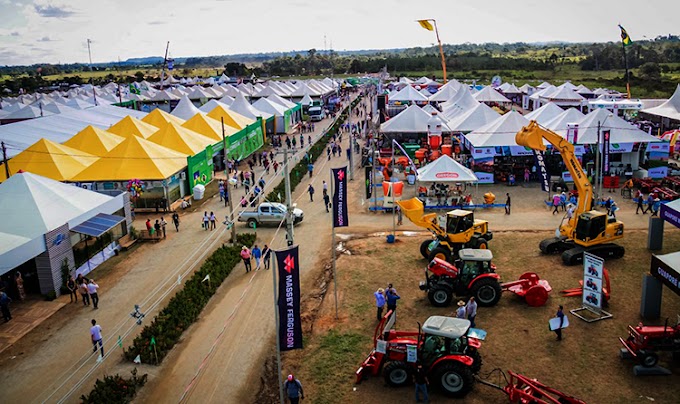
[107,116,159,139]
[206,105,254,130]
[182,113,238,141]
[148,122,216,155]
[62,125,126,156]
[71,136,188,181]
[1,138,98,182]
[141,108,186,128]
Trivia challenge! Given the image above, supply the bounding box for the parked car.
[237,202,304,228]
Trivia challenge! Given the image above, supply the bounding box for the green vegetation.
[307,330,366,402]
[123,233,256,364]
[81,368,147,404]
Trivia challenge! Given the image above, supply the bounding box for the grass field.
[284,230,680,404]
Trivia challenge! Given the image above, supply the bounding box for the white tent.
[441,86,479,120]
[268,94,297,109]
[42,103,80,115]
[473,86,512,103]
[299,93,313,106]
[524,102,564,125]
[149,90,180,102]
[4,104,53,120]
[429,84,458,102]
[574,108,660,144]
[415,76,435,85]
[188,86,213,100]
[464,111,531,147]
[171,95,204,120]
[540,86,584,105]
[229,93,273,120]
[641,84,680,121]
[536,81,552,90]
[0,172,123,274]
[518,84,535,94]
[543,108,585,136]
[218,95,234,106]
[381,105,448,133]
[253,98,289,133]
[447,103,501,133]
[421,104,439,114]
[198,99,230,113]
[417,154,478,182]
[389,85,429,103]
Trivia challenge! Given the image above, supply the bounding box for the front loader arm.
[397,198,448,239]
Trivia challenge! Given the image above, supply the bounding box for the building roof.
[62,125,125,156]
[107,115,159,139]
[1,138,98,181]
[206,104,255,130]
[147,122,216,155]
[141,108,186,128]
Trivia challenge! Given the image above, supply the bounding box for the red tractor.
[356,311,483,398]
[421,249,503,307]
[619,316,680,367]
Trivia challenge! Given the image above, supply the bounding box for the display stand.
[570,306,613,323]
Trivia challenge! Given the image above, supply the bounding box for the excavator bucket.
[396,198,438,229]
[516,121,548,151]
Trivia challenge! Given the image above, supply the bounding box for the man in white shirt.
[90,319,104,357]
[87,280,99,309]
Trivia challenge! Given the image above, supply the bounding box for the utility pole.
[160,41,170,91]
[594,120,601,205]
[223,118,237,244]
[2,141,10,179]
[348,98,353,181]
[283,148,294,246]
[86,39,93,71]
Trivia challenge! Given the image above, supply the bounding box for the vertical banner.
[602,130,611,175]
[533,150,550,192]
[365,166,373,199]
[583,252,604,311]
[332,166,349,227]
[276,246,303,351]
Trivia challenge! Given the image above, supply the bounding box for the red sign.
[435,172,459,179]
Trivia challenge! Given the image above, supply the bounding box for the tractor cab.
[456,249,495,284]
[420,316,478,367]
[446,210,475,234]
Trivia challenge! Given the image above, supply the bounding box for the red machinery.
[477,370,587,403]
[501,273,552,307]
[619,317,680,367]
[560,268,611,304]
[356,311,482,398]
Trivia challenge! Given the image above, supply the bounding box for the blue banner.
[276,246,303,351]
[533,150,550,192]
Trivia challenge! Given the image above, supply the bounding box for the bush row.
[123,233,256,364]
[81,368,147,404]
[266,96,363,203]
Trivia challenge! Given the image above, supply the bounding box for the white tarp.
[417,154,478,182]
[389,85,429,103]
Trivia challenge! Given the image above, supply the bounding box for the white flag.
[177,275,181,285]
[202,274,210,283]
[133,354,141,364]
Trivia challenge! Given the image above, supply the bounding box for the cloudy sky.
[0,0,678,66]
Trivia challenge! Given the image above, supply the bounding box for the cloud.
[37,36,53,42]
[148,20,166,25]
[34,4,75,18]
[10,32,20,36]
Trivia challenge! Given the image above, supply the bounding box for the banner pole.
[392,140,396,238]
[331,173,339,320]
[272,253,285,404]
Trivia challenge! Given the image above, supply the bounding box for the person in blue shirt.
[386,289,400,314]
[651,198,661,217]
[252,245,262,270]
[374,288,386,321]
[307,163,314,178]
[284,374,304,404]
[554,305,565,341]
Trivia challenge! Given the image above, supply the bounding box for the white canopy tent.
[417,155,478,182]
[389,85,429,103]
[268,94,297,109]
[473,86,512,104]
[574,108,660,144]
[447,103,501,133]
[543,108,585,136]
[229,93,273,120]
[381,105,448,133]
[464,111,531,148]
[171,95,204,120]
[441,86,479,120]
[641,84,680,121]
[524,102,564,125]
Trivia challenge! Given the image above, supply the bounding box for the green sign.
[283,109,292,133]
[187,144,213,189]
[226,119,264,160]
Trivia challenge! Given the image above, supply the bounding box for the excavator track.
[562,243,625,265]
[539,237,573,254]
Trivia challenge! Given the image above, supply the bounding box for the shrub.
[81,368,147,404]
[124,233,256,364]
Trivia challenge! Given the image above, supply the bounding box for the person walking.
[240,246,252,273]
[635,190,646,214]
[466,297,478,328]
[414,362,429,403]
[79,280,90,306]
[203,212,210,230]
[644,193,654,214]
[552,194,561,215]
[292,137,297,149]
[67,276,78,303]
[455,300,466,319]
[209,212,216,230]
[154,220,161,239]
[307,184,315,202]
[323,192,330,213]
[505,193,511,215]
[160,217,167,238]
[87,279,100,309]
[374,288,386,321]
[307,162,314,178]
[652,198,661,217]
[554,305,565,341]
[262,244,272,270]
[172,211,180,232]
[322,180,328,196]
[15,272,25,301]
[252,245,262,270]
[0,291,12,322]
[396,205,403,225]
[284,374,304,404]
[90,319,104,357]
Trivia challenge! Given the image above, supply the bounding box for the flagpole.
[331,171,339,320]
[272,252,285,404]
[621,40,631,99]
[160,41,170,91]
[432,20,447,84]
[391,139,396,238]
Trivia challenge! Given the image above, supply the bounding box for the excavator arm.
[516,121,593,215]
[396,198,448,239]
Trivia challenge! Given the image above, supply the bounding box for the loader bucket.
[515,121,547,151]
[396,198,438,229]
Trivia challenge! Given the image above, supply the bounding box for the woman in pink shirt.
[240,246,252,273]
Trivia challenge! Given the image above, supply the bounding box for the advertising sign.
[187,145,214,189]
[648,166,669,179]
[533,150,550,192]
[650,254,680,296]
[508,146,536,156]
[365,166,373,199]
[602,130,611,174]
[471,147,497,158]
[562,171,573,182]
[647,142,670,153]
[332,167,349,227]
[474,172,494,184]
[583,253,605,310]
[276,246,303,351]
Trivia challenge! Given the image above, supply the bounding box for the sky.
[0,0,679,66]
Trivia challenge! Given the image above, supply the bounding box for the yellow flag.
[417,20,434,31]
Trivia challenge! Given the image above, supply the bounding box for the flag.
[150,336,156,346]
[332,167,349,227]
[133,354,141,364]
[618,24,632,47]
[117,336,123,348]
[533,150,550,193]
[417,20,434,31]
[392,140,418,174]
[275,246,303,351]
[602,130,611,175]
[202,274,210,282]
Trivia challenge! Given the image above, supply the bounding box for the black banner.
[602,129,611,175]
[276,246,303,351]
[650,254,680,297]
[333,166,349,227]
[533,150,550,193]
[365,166,373,199]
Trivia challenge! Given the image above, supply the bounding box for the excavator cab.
[446,210,475,235]
[574,212,607,243]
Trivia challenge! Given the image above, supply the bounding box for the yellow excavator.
[397,198,493,263]
[516,121,624,265]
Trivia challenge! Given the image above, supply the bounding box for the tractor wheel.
[420,240,433,259]
[471,278,502,307]
[427,286,453,307]
[434,362,474,398]
[247,219,258,229]
[468,349,483,374]
[428,247,452,263]
[475,238,488,249]
[383,361,412,387]
[640,351,659,368]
